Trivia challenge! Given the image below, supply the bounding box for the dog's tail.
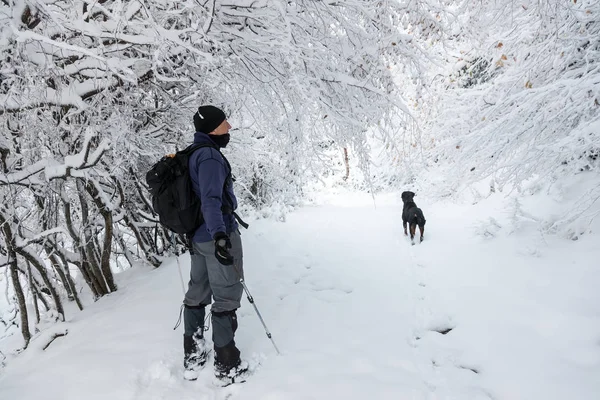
[414,212,424,226]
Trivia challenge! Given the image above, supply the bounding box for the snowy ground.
[1,189,599,400]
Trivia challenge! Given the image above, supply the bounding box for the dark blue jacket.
[189,132,238,243]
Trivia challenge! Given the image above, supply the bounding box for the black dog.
[401,191,426,244]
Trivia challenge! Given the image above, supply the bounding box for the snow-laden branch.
[15,227,68,248]
[0,130,110,185]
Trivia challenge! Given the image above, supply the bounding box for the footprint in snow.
[431,326,454,335]
[458,365,480,374]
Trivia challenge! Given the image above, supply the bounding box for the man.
[182,105,246,382]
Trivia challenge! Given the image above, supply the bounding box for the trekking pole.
[233,265,281,355]
[171,232,186,296]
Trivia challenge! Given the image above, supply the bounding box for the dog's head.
[401,191,415,204]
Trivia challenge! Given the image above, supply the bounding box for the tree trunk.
[62,194,101,299]
[86,180,117,292]
[98,209,117,292]
[76,178,109,295]
[27,261,41,329]
[47,247,83,311]
[116,177,161,267]
[343,147,350,181]
[16,246,65,322]
[125,218,161,267]
[33,190,83,309]
[0,211,31,346]
[113,228,134,269]
[33,284,51,312]
[9,256,31,348]
[48,253,72,298]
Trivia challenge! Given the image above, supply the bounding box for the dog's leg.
[409,223,416,245]
[419,225,425,242]
[403,220,408,236]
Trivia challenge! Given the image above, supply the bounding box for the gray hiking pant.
[183,230,243,348]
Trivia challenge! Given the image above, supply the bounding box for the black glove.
[213,232,234,266]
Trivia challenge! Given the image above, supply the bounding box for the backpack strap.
[185,142,232,183]
[220,206,249,229]
[182,142,217,155]
[216,150,250,229]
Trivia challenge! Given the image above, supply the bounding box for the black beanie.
[193,105,226,133]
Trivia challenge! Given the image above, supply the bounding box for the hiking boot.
[214,362,249,386]
[214,340,247,380]
[183,333,208,380]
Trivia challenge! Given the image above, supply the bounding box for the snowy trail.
[1,192,599,400]
[234,204,449,399]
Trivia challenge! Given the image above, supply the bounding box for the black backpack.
[145,143,218,234]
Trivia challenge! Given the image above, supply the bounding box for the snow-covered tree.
[410,1,599,232]
[1,0,449,346]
